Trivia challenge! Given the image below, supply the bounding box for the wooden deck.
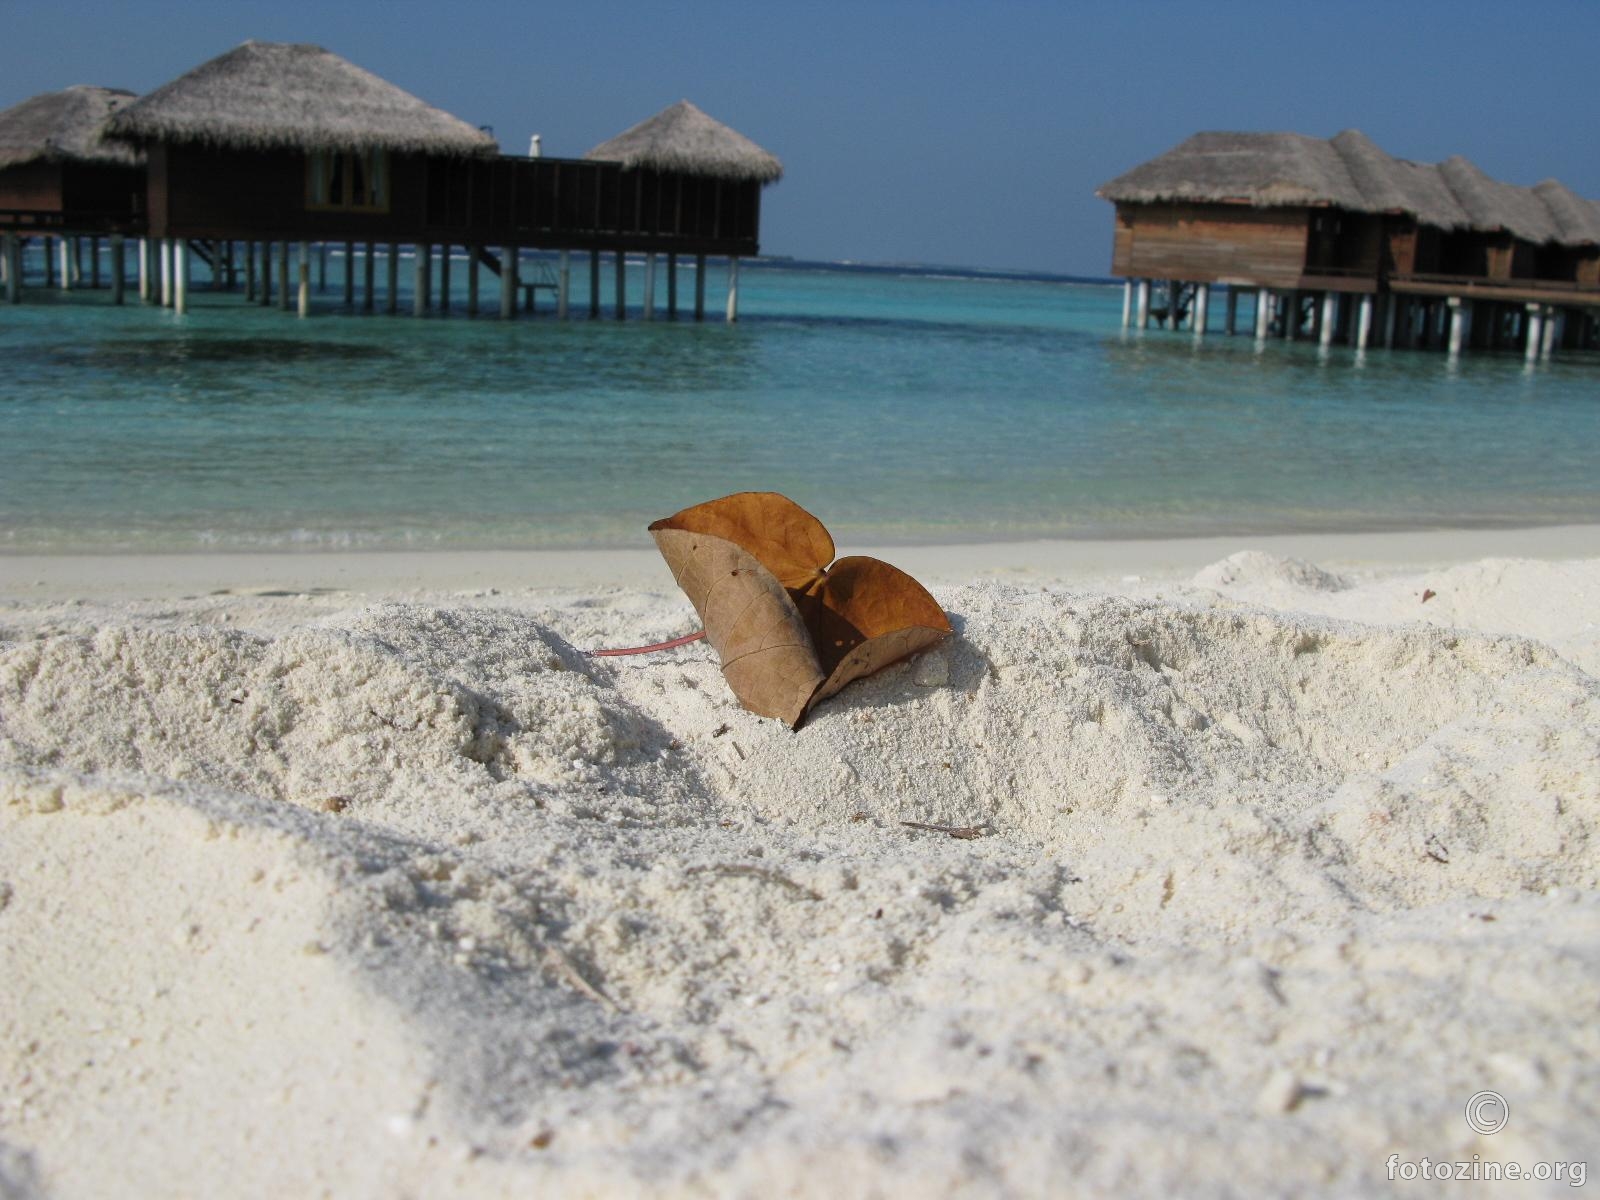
[1389,272,1600,308]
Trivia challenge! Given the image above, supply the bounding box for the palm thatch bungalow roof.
[585,100,782,183]
[0,86,143,170]
[105,41,495,158]
[1098,130,1600,248]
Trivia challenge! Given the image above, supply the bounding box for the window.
[306,149,389,212]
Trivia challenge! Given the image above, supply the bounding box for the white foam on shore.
[1,551,1598,1197]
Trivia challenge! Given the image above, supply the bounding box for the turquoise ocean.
[2,249,1597,552]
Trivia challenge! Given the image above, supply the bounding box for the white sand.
[2,530,1597,1197]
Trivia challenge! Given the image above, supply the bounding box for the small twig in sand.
[540,945,619,1012]
[687,864,822,901]
[901,821,993,841]
[589,630,707,657]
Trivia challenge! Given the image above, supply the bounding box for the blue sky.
[6,0,1597,274]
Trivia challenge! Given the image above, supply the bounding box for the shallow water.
[2,249,1597,551]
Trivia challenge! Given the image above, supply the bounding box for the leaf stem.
[589,630,707,657]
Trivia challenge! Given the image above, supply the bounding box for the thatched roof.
[585,100,782,183]
[1098,130,1600,247]
[106,41,495,158]
[0,86,143,170]
[1534,179,1600,245]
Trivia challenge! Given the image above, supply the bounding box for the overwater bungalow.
[583,99,783,320]
[1099,130,1600,358]
[103,40,497,315]
[0,85,145,302]
[68,40,782,322]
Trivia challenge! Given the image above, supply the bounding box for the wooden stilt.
[414,243,429,317]
[90,236,101,288]
[1320,293,1339,346]
[297,241,310,318]
[558,250,571,319]
[244,240,256,301]
[666,252,676,319]
[59,236,73,291]
[386,243,399,315]
[1524,304,1542,362]
[1225,287,1238,334]
[725,255,740,323]
[643,252,656,320]
[694,253,706,320]
[363,243,375,312]
[439,243,451,314]
[1121,280,1133,328]
[260,241,272,306]
[317,242,326,292]
[278,241,291,311]
[467,245,480,316]
[111,235,125,305]
[1135,278,1151,329]
[589,250,601,318]
[223,239,235,290]
[1254,288,1270,339]
[43,237,55,288]
[174,240,188,315]
[344,241,355,307]
[1193,283,1209,336]
[614,250,626,319]
[1447,298,1467,356]
[159,238,172,306]
[3,233,18,303]
[1355,294,1373,349]
[1541,305,1558,357]
[500,245,515,319]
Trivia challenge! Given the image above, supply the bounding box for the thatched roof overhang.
[105,41,495,158]
[585,100,782,183]
[1098,129,1600,249]
[1533,179,1600,246]
[0,86,143,170]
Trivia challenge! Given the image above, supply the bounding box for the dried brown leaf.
[804,557,952,702]
[649,493,953,726]
[650,526,823,725]
[650,492,834,592]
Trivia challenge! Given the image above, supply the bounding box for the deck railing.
[0,209,145,234]
[1391,271,1599,295]
[419,156,760,254]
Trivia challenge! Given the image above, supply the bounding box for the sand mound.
[1192,550,1350,595]
[3,576,1598,1197]
[1191,553,1600,677]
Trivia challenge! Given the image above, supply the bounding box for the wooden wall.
[0,162,145,231]
[0,163,64,213]
[1112,202,1310,287]
[146,144,763,255]
[151,145,431,240]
